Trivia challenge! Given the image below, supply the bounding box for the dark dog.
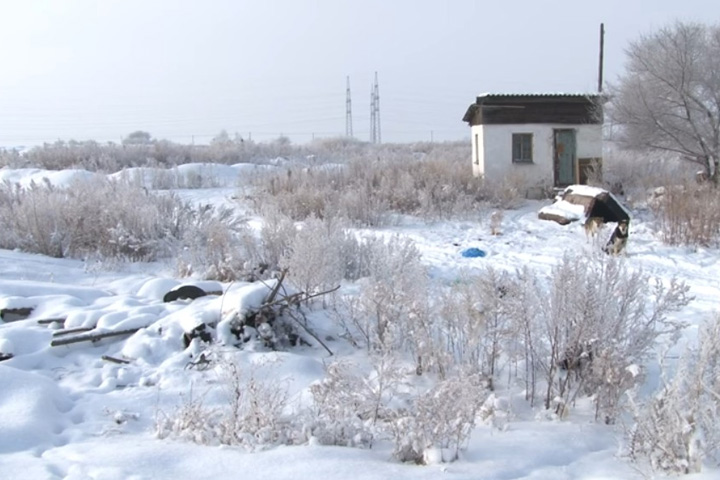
[603,220,629,255]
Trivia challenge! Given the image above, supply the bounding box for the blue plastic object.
[461,247,486,258]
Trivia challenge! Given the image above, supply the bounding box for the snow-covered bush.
[482,170,532,208]
[0,176,251,266]
[509,252,691,423]
[350,236,428,353]
[155,387,220,445]
[251,143,501,224]
[176,205,255,281]
[259,207,297,270]
[282,216,346,296]
[597,147,691,203]
[156,357,294,449]
[0,176,178,260]
[216,359,293,447]
[308,355,485,465]
[650,180,720,247]
[469,268,515,388]
[388,373,487,464]
[628,314,720,474]
[308,355,406,448]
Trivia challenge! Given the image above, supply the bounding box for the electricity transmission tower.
[345,76,353,137]
[370,72,381,143]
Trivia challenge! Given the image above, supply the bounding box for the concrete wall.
[474,123,603,190]
[471,125,484,177]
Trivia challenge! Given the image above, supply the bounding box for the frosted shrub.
[599,148,685,201]
[0,177,178,260]
[0,179,66,257]
[472,268,515,387]
[308,355,405,447]
[252,142,492,224]
[430,268,518,386]
[217,360,293,448]
[388,373,486,464]
[335,186,387,227]
[259,207,297,270]
[513,252,691,423]
[155,388,220,445]
[436,280,487,376]
[0,176,252,266]
[629,314,720,474]
[482,171,532,208]
[333,236,452,376]
[282,216,345,296]
[353,237,428,352]
[650,181,720,247]
[307,360,370,447]
[260,210,376,286]
[177,206,254,281]
[157,359,294,449]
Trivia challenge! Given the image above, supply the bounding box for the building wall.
[476,123,603,189]
[471,125,484,177]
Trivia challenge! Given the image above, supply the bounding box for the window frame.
[512,133,533,164]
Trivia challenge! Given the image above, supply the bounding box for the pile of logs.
[39,272,337,357]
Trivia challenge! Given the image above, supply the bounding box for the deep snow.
[1,164,719,479]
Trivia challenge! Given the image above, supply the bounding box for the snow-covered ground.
[1,165,718,479]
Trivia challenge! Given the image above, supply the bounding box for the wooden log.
[50,328,140,347]
[52,327,94,337]
[0,307,34,322]
[37,318,67,325]
[101,355,131,364]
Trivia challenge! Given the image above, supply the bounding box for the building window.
[474,133,479,165]
[512,133,533,163]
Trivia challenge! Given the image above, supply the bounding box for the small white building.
[462,93,604,194]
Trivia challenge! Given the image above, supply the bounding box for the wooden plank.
[101,355,131,364]
[50,328,140,347]
[37,318,67,325]
[52,327,94,337]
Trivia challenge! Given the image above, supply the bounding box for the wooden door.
[554,129,576,187]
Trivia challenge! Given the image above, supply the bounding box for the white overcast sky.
[0,0,717,146]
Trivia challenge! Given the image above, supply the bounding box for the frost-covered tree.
[609,21,720,183]
[122,130,153,145]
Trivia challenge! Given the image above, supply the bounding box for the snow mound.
[0,365,72,454]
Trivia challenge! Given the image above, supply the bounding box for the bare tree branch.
[609,21,720,183]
